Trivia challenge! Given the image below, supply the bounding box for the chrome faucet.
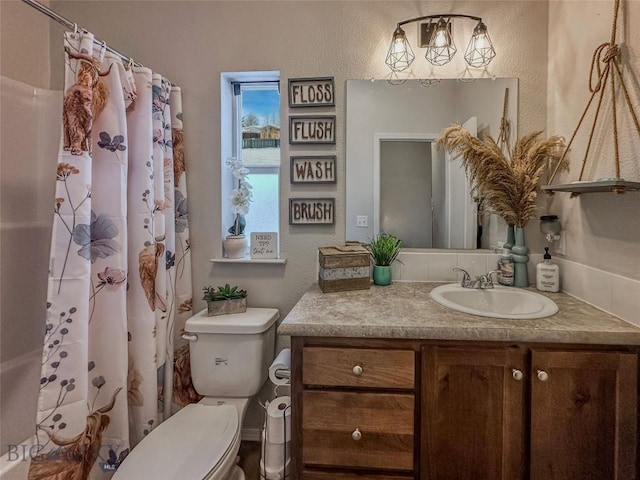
[478,270,500,289]
[452,268,475,288]
[453,268,500,289]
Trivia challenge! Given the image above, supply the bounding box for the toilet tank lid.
[186,307,280,334]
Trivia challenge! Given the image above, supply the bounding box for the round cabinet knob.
[352,365,363,376]
[352,428,362,441]
[537,370,549,382]
[512,369,524,381]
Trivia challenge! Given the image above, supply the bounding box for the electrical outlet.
[356,215,368,228]
[555,230,566,255]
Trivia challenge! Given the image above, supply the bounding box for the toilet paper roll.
[261,429,291,472]
[259,458,290,480]
[268,348,291,386]
[265,396,291,444]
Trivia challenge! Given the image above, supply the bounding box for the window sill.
[210,257,287,265]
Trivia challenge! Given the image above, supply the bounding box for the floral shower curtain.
[29,31,192,480]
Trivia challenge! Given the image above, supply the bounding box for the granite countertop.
[278,282,640,345]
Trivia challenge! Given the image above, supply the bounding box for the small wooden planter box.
[318,244,371,293]
[207,297,247,316]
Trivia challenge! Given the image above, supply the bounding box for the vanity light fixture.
[385,14,496,72]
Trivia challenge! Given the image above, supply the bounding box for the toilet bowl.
[113,308,279,480]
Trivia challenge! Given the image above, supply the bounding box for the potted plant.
[202,283,248,316]
[225,157,252,258]
[366,234,402,286]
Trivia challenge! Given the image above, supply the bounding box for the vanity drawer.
[302,390,414,470]
[303,347,415,389]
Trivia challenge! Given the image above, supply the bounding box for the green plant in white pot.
[366,234,402,286]
[202,284,248,316]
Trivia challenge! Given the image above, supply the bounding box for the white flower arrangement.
[226,157,252,236]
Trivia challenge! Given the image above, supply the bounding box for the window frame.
[220,72,281,257]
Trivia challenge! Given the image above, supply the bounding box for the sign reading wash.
[289,116,336,144]
[289,198,335,225]
[290,156,336,184]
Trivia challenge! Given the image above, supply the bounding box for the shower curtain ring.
[73,23,78,34]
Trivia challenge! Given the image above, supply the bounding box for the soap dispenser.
[536,247,560,292]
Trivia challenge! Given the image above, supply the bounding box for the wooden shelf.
[210,257,287,265]
[541,180,640,195]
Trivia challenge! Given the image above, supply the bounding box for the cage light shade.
[464,21,496,67]
[386,26,415,72]
[425,18,457,66]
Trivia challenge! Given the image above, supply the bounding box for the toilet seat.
[113,403,240,480]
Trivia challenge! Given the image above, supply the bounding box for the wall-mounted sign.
[289,115,336,145]
[288,77,335,108]
[290,155,337,184]
[250,232,278,259]
[289,198,335,225]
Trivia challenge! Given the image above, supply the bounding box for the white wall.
[547,0,640,281]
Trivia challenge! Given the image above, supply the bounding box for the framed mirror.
[346,77,518,250]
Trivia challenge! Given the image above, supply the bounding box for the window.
[221,73,280,253]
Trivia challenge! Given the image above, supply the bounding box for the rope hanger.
[547,0,640,194]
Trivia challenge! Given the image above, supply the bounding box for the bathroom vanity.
[278,283,640,480]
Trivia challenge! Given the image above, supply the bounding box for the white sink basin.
[430,284,558,319]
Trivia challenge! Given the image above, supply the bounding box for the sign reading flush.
[289,116,336,144]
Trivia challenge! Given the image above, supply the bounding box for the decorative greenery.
[202,284,248,302]
[366,234,403,266]
[226,158,252,236]
[437,126,567,228]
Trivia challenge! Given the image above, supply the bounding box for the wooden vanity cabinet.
[422,346,638,480]
[292,338,639,480]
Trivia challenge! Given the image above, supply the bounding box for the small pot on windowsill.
[224,234,247,259]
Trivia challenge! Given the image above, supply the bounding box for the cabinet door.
[531,350,638,480]
[422,346,527,480]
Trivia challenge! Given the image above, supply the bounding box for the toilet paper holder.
[273,369,290,380]
[260,396,291,479]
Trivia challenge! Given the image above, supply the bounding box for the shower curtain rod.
[22,0,143,68]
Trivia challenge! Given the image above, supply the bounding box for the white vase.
[224,235,247,259]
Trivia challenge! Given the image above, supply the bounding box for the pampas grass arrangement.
[436,126,567,228]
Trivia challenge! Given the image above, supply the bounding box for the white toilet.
[113,307,279,480]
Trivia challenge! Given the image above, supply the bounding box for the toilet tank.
[185,308,279,397]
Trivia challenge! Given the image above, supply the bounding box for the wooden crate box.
[318,245,370,293]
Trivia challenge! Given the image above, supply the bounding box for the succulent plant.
[202,284,248,302]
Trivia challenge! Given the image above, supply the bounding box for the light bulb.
[474,33,487,50]
[434,30,447,47]
[393,38,406,54]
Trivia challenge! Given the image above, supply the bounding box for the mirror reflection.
[346,78,518,250]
